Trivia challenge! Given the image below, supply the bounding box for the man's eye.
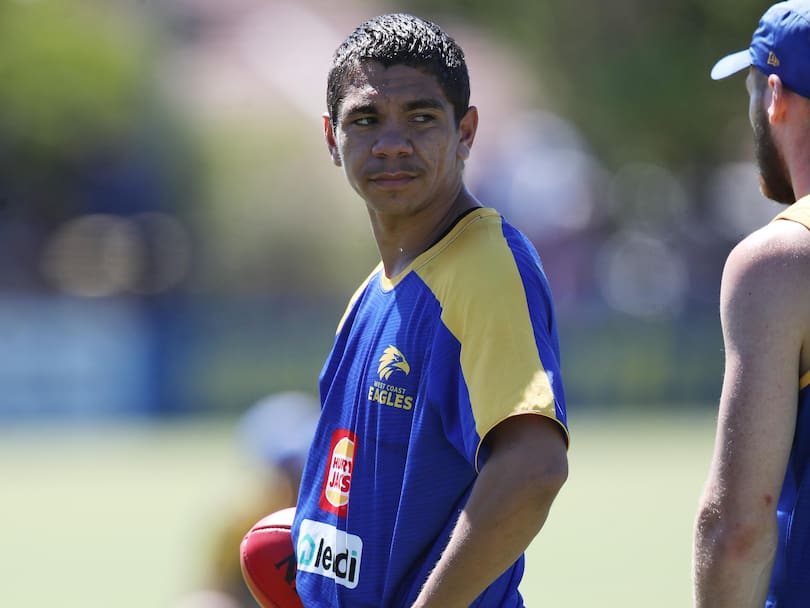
[412,114,435,123]
[353,116,375,126]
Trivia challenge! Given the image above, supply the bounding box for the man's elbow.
[694,501,778,566]
[541,456,568,497]
[522,451,568,510]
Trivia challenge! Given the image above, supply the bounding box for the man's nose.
[372,125,413,158]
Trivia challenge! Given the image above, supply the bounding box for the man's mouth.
[369,172,417,189]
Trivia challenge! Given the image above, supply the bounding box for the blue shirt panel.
[768,384,810,607]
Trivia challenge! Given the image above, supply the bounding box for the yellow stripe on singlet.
[772,195,810,230]
[801,370,810,391]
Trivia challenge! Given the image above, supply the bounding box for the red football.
[240,507,304,608]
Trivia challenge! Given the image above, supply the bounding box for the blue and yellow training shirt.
[292,208,568,607]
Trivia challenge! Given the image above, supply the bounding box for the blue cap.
[711,0,810,98]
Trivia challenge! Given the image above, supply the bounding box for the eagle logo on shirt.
[377,345,410,380]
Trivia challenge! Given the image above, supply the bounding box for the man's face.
[325,61,473,218]
[747,70,795,204]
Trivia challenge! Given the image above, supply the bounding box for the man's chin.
[760,176,796,206]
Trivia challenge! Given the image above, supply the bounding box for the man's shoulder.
[415,212,553,336]
[728,216,810,277]
[419,209,540,281]
[722,217,810,319]
[417,224,539,315]
[335,263,384,333]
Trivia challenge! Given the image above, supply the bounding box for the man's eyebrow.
[341,98,446,119]
[343,103,377,117]
[403,98,446,113]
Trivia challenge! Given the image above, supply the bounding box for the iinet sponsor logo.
[297,519,362,589]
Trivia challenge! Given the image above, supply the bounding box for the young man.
[694,2,810,606]
[290,13,569,608]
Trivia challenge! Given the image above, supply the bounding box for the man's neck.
[371,186,480,278]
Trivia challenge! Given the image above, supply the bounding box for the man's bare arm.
[411,414,567,608]
[694,223,808,607]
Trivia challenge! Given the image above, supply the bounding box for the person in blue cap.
[694,2,810,606]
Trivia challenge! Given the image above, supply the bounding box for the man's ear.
[323,113,342,167]
[768,74,787,125]
[456,106,479,161]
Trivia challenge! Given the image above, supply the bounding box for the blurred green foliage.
[0,2,147,156]
[559,312,723,407]
[404,0,765,168]
[0,1,180,231]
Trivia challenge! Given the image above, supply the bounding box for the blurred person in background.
[694,2,810,606]
[287,13,569,608]
[178,391,319,608]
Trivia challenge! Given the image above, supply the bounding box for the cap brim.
[710,49,751,80]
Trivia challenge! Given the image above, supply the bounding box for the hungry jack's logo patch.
[320,429,357,516]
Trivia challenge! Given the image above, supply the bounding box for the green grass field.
[0,410,716,608]
[525,412,716,607]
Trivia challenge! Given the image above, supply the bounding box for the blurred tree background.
[0,0,788,419]
[406,0,759,167]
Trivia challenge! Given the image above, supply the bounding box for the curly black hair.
[326,13,470,128]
